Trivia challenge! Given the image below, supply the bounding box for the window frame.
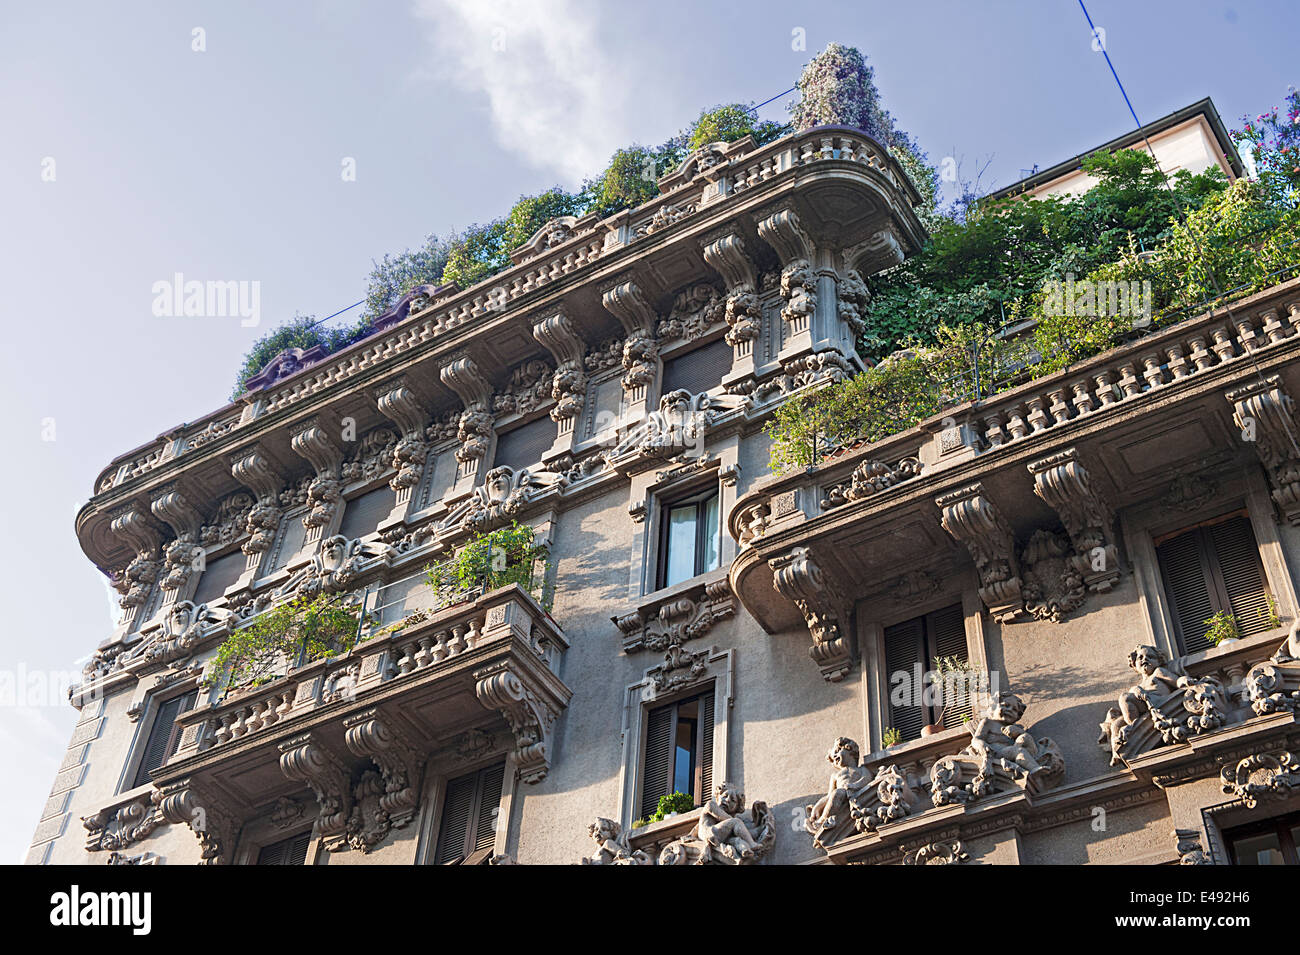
[127,687,198,791]
[655,486,721,591]
[639,688,714,818]
[425,758,510,866]
[881,602,972,742]
[1226,811,1300,865]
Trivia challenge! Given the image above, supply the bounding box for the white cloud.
[411,0,635,184]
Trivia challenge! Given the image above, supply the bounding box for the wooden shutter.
[640,703,674,818]
[928,604,972,728]
[1157,515,1271,654]
[191,550,245,605]
[434,773,477,864]
[661,339,732,396]
[698,691,715,803]
[256,829,311,865]
[1210,518,1272,637]
[338,484,397,540]
[132,691,195,788]
[884,617,927,742]
[494,416,558,472]
[1157,529,1218,654]
[435,761,506,864]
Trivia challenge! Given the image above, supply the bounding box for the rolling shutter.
[191,550,245,605]
[640,703,674,818]
[256,830,311,865]
[884,617,927,743]
[132,691,196,788]
[338,485,397,540]
[929,604,972,728]
[494,416,557,472]
[661,338,732,397]
[1157,514,1271,655]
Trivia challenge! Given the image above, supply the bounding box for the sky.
[0,0,1294,864]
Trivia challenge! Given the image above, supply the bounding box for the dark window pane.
[338,485,397,540]
[191,550,245,606]
[661,338,732,396]
[494,416,557,472]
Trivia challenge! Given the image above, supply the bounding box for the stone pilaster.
[1227,375,1300,524]
[701,229,761,391]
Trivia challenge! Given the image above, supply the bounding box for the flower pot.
[921,723,944,737]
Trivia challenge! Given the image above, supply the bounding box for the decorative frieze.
[613,578,734,654]
[655,283,724,343]
[821,457,922,508]
[903,840,970,865]
[1220,751,1300,807]
[769,546,853,682]
[1098,644,1230,767]
[936,484,1023,622]
[83,795,164,853]
[1227,375,1300,524]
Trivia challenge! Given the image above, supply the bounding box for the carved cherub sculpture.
[806,737,873,847]
[659,782,774,865]
[966,691,1058,781]
[580,817,649,866]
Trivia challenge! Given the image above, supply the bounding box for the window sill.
[615,568,734,653]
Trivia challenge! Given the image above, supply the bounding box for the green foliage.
[881,727,903,747]
[685,103,786,152]
[440,187,589,289]
[202,594,361,696]
[582,143,682,219]
[1203,611,1240,646]
[231,313,371,400]
[1263,595,1283,630]
[432,521,552,610]
[648,791,695,823]
[361,234,454,324]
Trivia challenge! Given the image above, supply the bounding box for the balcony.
[729,278,1300,680]
[148,583,569,863]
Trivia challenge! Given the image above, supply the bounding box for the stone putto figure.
[658,782,775,865]
[580,817,650,866]
[805,738,916,849]
[931,691,1064,807]
[1098,644,1228,766]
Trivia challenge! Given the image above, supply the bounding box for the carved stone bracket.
[474,661,560,784]
[701,231,761,365]
[375,378,430,505]
[342,709,425,829]
[289,417,344,541]
[1174,828,1212,864]
[83,794,164,853]
[1028,448,1121,593]
[902,839,970,865]
[150,485,206,601]
[278,732,353,838]
[600,279,659,405]
[229,445,284,567]
[108,502,164,623]
[936,484,1023,622]
[532,311,588,436]
[1227,375,1300,524]
[439,354,494,484]
[155,777,238,865]
[769,546,853,682]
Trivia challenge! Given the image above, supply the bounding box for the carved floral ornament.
[1220,751,1300,807]
[614,578,735,654]
[805,692,1064,854]
[606,388,745,471]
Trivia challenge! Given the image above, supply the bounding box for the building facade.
[29,118,1300,866]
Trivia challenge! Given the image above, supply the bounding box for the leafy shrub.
[648,791,695,823]
[431,521,552,610]
[231,313,371,400]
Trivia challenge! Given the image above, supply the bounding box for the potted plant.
[432,521,553,612]
[1203,611,1240,647]
[881,727,903,748]
[924,655,986,736]
[647,790,695,823]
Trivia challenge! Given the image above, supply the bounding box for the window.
[883,604,970,743]
[256,830,312,865]
[657,488,720,589]
[338,484,397,540]
[131,690,197,788]
[190,550,244,605]
[1227,812,1300,865]
[434,761,505,865]
[494,416,557,472]
[641,689,714,818]
[1155,511,1273,655]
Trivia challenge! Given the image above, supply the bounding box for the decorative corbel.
[842,227,905,277]
[278,732,353,838]
[150,484,206,603]
[474,661,558,784]
[757,201,827,366]
[342,709,424,827]
[936,484,1024,622]
[702,230,762,388]
[374,378,430,506]
[768,546,853,682]
[439,353,495,490]
[228,445,285,572]
[289,417,344,543]
[600,278,659,411]
[531,311,588,443]
[155,777,238,865]
[1028,448,1121,593]
[108,502,164,627]
[1227,375,1300,524]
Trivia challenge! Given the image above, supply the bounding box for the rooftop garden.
[766,86,1300,471]
[231,43,940,399]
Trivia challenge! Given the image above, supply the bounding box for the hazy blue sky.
[1,0,1294,863]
